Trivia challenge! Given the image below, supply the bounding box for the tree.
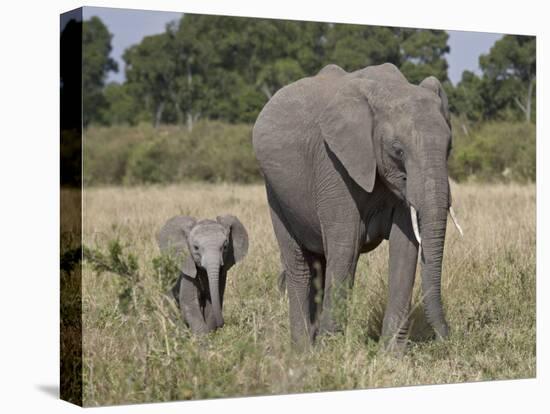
[324,24,401,72]
[123,32,176,128]
[100,82,143,125]
[167,15,327,126]
[398,29,450,84]
[447,70,484,123]
[106,16,453,127]
[82,16,118,127]
[479,35,536,122]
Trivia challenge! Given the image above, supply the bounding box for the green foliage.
[84,119,534,186]
[124,137,180,185]
[398,29,450,83]
[152,254,180,293]
[123,32,176,127]
[84,121,260,186]
[83,15,535,132]
[450,35,536,123]
[100,83,145,125]
[479,35,536,122]
[324,24,401,71]
[83,16,118,127]
[83,124,145,185]
[449,121,535,183]
[83,240,140,314]
[87,15,454,128]
[447,70,485,122]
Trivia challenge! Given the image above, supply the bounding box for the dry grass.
[81,182,535,406]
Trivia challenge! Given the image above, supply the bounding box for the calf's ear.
[157,216,197,278]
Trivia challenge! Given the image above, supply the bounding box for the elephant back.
[252,65,347,166]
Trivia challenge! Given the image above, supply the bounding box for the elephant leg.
[286,248,317,349]
[267,186,317,349]
[381,204,419,353]
[318,238,358,336]
[179,275,209,334]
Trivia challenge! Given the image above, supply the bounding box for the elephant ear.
[319,78,380,193]
[157,216,197,278]
[216,215,249,269]
[419,76,451,128]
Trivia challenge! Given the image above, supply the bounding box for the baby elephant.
[157,215,249,334]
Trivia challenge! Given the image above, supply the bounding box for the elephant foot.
[433,322,450,341]
[290,333,314,352]
[318,315,344,338]
[380,336,408,357]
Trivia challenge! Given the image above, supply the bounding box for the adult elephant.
[252,63,462,351]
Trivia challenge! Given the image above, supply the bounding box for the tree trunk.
[169,90,183,127]
[461,122,469,136]
[154,101,165,129]
[261,83,273,100]
[514,76,535,123]
[186,62,194,132]
[186,111,193,132]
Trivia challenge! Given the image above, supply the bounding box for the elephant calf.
[157,215,249,334]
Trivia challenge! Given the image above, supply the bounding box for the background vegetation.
[78,14,536,185]
[83,118,535,186]
[81,182,535,406]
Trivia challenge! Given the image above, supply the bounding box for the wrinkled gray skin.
[253,63,454,352]
[157,215,248,334]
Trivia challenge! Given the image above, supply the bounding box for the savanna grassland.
[81,182,535,406]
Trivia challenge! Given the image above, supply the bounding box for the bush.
[449,121,536,183]
[84,119,535,186]
[84,121,261,185]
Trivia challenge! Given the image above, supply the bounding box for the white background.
[0,0,547,412]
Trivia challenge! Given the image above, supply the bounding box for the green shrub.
[83,240,141,314]
[449,121,536,183]
[84,121,261,185]
[84,120,535,186]
[84,123,155,185]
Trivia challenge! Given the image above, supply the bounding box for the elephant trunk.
[204,258,224,329]
[417,161,450,340]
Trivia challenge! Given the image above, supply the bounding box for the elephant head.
[157,215,249,328]
[319,64,460,338]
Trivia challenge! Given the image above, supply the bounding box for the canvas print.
[60,6,536,407]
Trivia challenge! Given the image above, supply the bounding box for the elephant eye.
[193,244,199,251]
[392,141,404,159]
[223,241,229,250]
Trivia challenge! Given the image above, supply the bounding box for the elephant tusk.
[449,206,464,237]
[410,205,422,246]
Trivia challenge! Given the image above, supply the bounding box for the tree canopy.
[81,14,535,129]
[449,35,536,124]
[82,16,118,126]
[85,15,455,128]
